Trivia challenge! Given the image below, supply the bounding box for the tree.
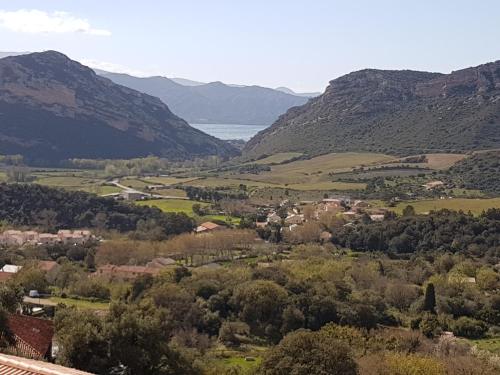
[402,205,416,217]
[54,308,109,374]
[260,329,357,375]
[231,280,288,336]
[423,283,436,313]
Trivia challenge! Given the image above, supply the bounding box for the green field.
[50,297,110,310]
[145,176,200,185]
[154,188,188,198]
[232,152,394,186]
[466,337,500,354]
[137,199,209,215]
[391,198,500,215]
[119,178,149,189]
[34,176,121,195]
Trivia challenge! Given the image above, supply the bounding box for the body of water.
[190,123,268,141]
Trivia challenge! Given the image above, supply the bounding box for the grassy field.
[137,199,239,224]
[50,297,110,310]
[145,176,200,185]
[466,337,500,354]
[137,199,209,215]
[232,152,393,185]
[253,152,303,165]
[119,178,149,189]
[34,176,121,195]
[184,177,282,189]
[391,198,500,215]
[423,153,468,169]
[154,188,188,198]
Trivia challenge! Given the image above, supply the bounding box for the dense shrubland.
[0,183,194,236]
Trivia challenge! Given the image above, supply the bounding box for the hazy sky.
[0,0,499,92]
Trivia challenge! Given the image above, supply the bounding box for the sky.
[0,1,499,92]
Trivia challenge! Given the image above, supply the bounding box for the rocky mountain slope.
[98,71,309,125]
[244,62,500,158]
[0,51,237,164]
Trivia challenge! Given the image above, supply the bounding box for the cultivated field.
[136,199,209,215]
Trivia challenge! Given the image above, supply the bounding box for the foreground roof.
[0,353,93,374]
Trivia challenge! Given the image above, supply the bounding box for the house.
[1,264,22,273]
[95,265,160,280]
[423,180,445,190]
[369,214,385,222]
[146,257,176,268]
[195,222,223,233]
[37,234,59,245]
[342,211,359,220]
[255,221,268,228]
[7,314,54,360]
[322,198,343,207]
[266,212,282,224]
[284,214,304,225]
[0,353,93,375]
[121,191,148,201]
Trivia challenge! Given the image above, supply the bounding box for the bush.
[452,317,488,339]
[260,329,357,375]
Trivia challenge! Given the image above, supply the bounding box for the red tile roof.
[7,315,54,359]
[199,222,221,230]
[0,353,93,374]
[0,273,14,283]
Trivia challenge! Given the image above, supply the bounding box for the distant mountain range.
[244,61,500,158]
[96,71,312,125]
[0,51,237,164]
[275,87,321,98]
[0,51,319,126]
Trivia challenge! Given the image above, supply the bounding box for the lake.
[190,123,268,141]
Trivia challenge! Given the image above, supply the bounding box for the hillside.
[244,61,500,158]
[448,150,500,195]
[0,51,237,164]
[98,71,309,125]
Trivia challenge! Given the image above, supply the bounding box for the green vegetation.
[50,297,110,310]
[137,199,209,216]
[448,151,500,195]
[252,152,303,165]
[390,198,500,215]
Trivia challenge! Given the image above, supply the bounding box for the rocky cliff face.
[244,61,500,158]
[0,51,238,164]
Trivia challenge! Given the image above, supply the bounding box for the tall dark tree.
[423,283,436,313]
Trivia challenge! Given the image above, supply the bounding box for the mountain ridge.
[0,51,237,164]
[244,61,500,158]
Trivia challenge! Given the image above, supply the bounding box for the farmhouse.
[423,180,445,190]
[195,222,223,233]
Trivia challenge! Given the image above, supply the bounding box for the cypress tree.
[423,283,436,313]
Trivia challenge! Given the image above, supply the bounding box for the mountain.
[0,51,237,164]
[170,77,205,86]
[97,72,309,125]
[275,87,321,98]
[244,62,500,159]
